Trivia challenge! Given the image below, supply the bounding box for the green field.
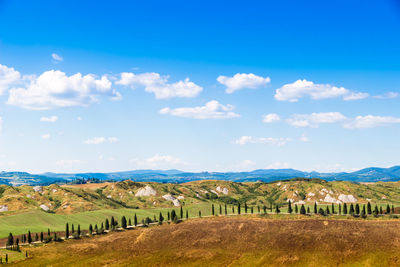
[0,203,217,238]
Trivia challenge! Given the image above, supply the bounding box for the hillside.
[0,179,400,215]
[17,217,400,266]
[1,166,400,186]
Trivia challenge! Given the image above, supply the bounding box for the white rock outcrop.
[177,196,185,200]
[210,190,219,196]
[323,194,341,204]
[40,204,50,211]
[135,186,157,197]
[0,205,8,212]
[33,186,43,193]
[308,192,315,197]
[162,194,181,207]
[216,186,229,195]
[338,194,357,203]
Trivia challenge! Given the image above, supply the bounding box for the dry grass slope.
[13,217,400,267]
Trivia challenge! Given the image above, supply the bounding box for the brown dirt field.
[12,217,400,267]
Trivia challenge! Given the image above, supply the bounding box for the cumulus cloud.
[84,137,119,144]
[0,64,21,95]
[7,70,120,110]
[287,112,347,128]
[343,115,400,129]
[130,154,185,168]
[262,113,280,123]
[217,73,270,94]
[51,53,63,62]
[234,136,292,146]
[116,72,202,99]
[275,79,368,102]
[40,115,58,123]
[160,100,240,119]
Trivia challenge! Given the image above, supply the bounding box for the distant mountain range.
[1,166,400,186]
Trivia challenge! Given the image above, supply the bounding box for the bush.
[389,214,399,219]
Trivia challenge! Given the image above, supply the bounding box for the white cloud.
[77,116,83,121]
[266,162,290,169]
[40,115,58,123]
[0,64,21,95]
[130,154,184,168]
[116,72,202,99]
[217,73,270,94]
[84,137,119,145]
[343,115,400,129]
[287,112,347,128]
[373,92,399,99]
[275,79,368,102]
[234,136,292,146]
[56,159,85,166]
[41,133,51,140]
[7,70,120,110]
[160,100,240,119]
[262,113,280,123]
[51,53,63,62]
[343,92,369,101]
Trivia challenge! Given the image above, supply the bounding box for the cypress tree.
[331,203,335,214]
[251,207,254,214]
[101,223,104,233]
[66,223,69,239]
[199,210,202,218]
[105,219,110,230]
[134,214,138,226]
[89,224,93,235]
[171,210,177,221]
[111,216,115,229]
[225,204,227,215]
[78,224,81,237]
[40,232,44,242]
[159,212,164,224]
[314,202,317,214]
[386,204,391,214]
[95,224,98,233]
[367,202,372,214]
[238,203,241,214]
[343,203,348,214]
[263,205,267,214]
[380,206,383,214]
[326,206,330,215]
[244,202,248,213]
[288,200,293,214]
[16,237,19,245]
[275,205,280,214]
[35,233,39,242]
[362,204,366,215]
[128,218,132,226]
[180,206,183,218]
[7,233,13,246]
[212,204,215,216]
[339,203,342,215]
[48,228,51,237]
[219,205,222,215]
[28,231,32,244]
[392,205,395,214]
[186,210,189,220]
[307,207,310,214]
[373,205,379,216]
[5,254,7,263]
[349,204,354,215]
[121,216,127,229]
[300,205,306,215]
[355,204,360,215]
[54,232,57,241]
[361,207,367,219]
[232,206,234,213]
[295,204,298,214]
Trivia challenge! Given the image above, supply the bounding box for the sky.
[0,0,400,173]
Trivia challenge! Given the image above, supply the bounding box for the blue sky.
[0,0,400,173]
